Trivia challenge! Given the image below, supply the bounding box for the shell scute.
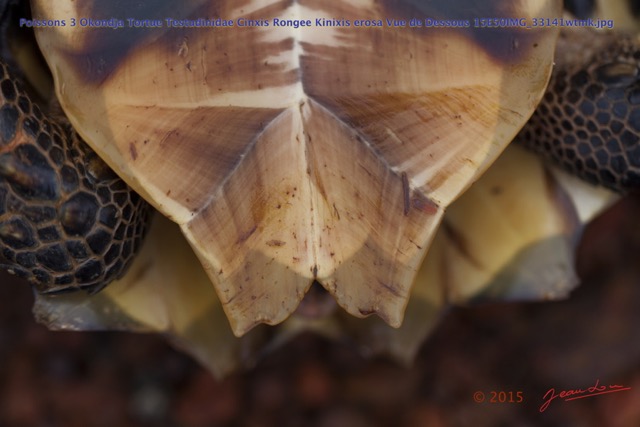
[33,0,561,334]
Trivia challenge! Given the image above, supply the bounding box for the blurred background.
[0,192,638,426]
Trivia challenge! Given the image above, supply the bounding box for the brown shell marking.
[33,0,561,335]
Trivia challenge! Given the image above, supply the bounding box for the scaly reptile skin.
[518,31,640,193]
[0,61,150,294]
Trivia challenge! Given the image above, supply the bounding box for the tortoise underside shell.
[31,0,561,335]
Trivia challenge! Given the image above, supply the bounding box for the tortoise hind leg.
[517,31,640,194]
[0,61,150,294]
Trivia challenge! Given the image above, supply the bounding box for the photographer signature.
[540,379,631,412]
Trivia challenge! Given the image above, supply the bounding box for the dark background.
[0,195,638,426]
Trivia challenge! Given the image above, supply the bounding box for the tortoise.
[1,0,638,375]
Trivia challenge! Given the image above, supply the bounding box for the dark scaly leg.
[517,29,640,194]
[0,61,150,294]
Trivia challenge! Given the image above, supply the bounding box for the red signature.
[540,379,631,412]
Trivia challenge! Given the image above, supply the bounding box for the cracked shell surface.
[32,0,561,335]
